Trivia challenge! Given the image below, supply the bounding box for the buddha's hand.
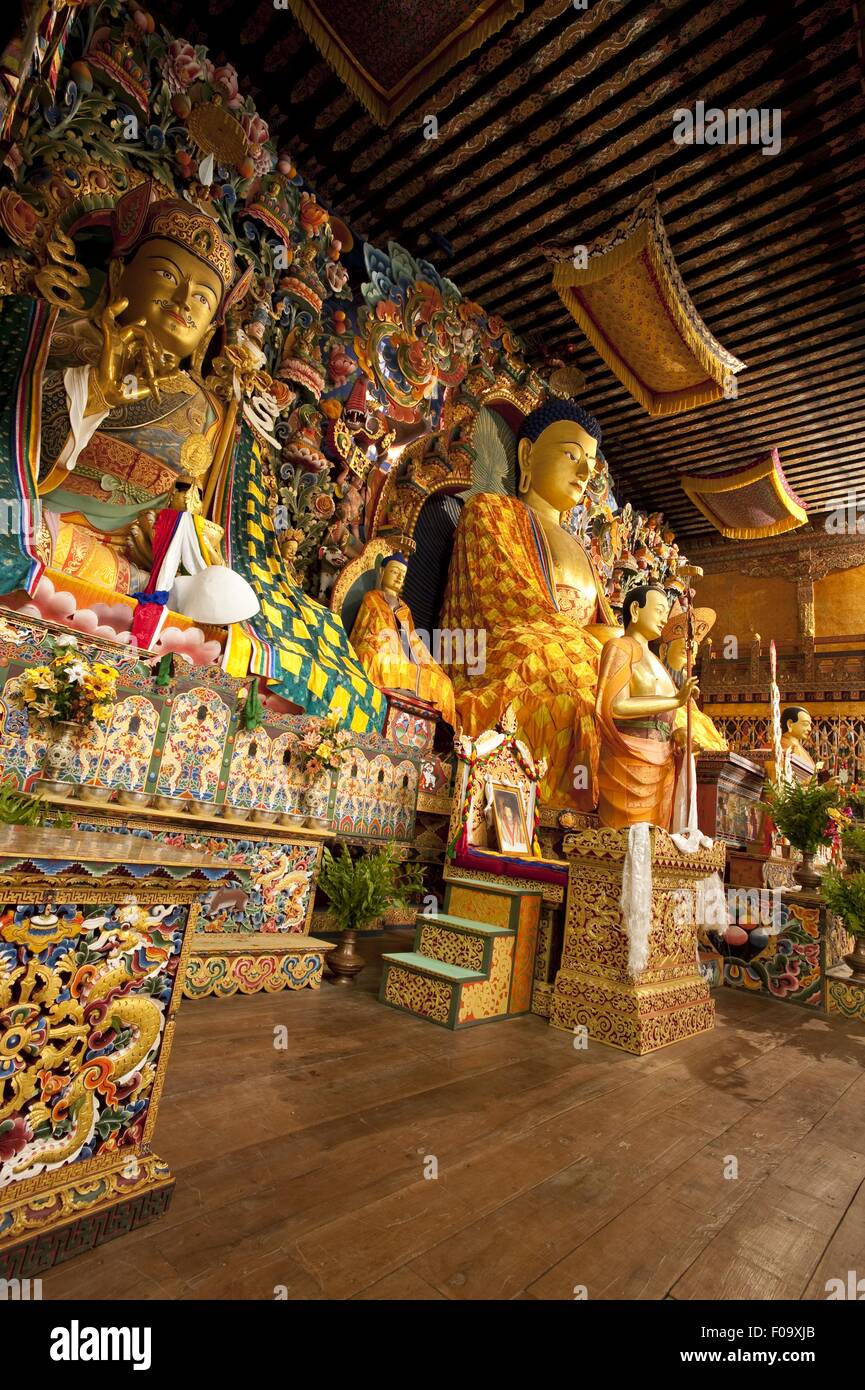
[126,509,158,570]
[90,298,168,411]
[676,675,700,707]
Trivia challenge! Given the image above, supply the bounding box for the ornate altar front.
[0,826,238,1278]
[695,751,767,848]
[551,826,724,1054]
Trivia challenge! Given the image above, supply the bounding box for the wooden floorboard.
[35,933,865,1301]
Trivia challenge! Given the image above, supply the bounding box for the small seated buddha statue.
[440,398,620,806]
[349,553,455,727]
[19,180,251,619]
[595,583,698,829]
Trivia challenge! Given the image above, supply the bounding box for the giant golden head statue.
[108,180,253,364]
[516,397,602,515]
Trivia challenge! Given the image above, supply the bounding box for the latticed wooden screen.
[716,715,865,785]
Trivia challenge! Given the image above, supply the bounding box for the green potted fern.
[761,779,842,890]
[822,868,865,978]
[0,782,52,827]
[318,843,424,984]
[842,822,865,871]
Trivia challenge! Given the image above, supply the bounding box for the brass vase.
[792,851,823,892]
[844,936,865,980]
[326,928,365,985]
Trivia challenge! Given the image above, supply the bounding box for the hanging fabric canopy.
[550,196,745,417]
[681,450,808,540]
[285,0,524,126]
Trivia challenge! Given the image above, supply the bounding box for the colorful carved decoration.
[184,934,333,999]
[356,241,517,426]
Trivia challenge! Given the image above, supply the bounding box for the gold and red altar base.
[550,826,724,1055]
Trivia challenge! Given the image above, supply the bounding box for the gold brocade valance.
[550,196,745,417]
[681,450,808,540]
[285,0,525,126]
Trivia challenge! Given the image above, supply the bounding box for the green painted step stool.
[379,876,541,1029]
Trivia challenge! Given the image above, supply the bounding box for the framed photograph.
[490,782,531,856]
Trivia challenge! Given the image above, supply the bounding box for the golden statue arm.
[612,675,698,719]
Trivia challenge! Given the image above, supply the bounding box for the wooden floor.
[42,934,865,1301]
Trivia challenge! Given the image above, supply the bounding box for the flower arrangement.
[760,777,845,854]
[8,635,117,725]
[291,713,353,779]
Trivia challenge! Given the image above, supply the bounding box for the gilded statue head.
[109,181,252,364]
[781,705,812,744]
[380,555,408,598]
[624,583,670,640]
[516,398,602,516]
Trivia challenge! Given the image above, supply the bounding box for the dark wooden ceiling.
[155,0,865,543]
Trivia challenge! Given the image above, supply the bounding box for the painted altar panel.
[63,816,320,935]
[722,898,822,1006]
[155,687,232,803]
[95,695,160,791]
[226,727,272,810]
[332,746,419,841]
[0,898,188,1197]
[0,676,48,782]
[0,622,424,841]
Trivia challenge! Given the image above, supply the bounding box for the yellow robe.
[349,588,456,727]
[440,492,608,807]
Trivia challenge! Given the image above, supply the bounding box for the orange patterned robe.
[440,492,611,807]
[349,588,456,727]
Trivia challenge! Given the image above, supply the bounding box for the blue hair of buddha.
[387,552,408,566]
[518,397,602,447]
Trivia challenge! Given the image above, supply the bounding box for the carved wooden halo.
[370,369,546,548]
[329,537,397,615]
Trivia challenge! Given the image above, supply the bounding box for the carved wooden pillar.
[797,572,815,683]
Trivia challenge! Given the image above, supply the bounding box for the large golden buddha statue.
[30,181,252,612]
[441,398,619,806]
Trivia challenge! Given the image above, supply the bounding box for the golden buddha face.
[381,560,407,597]
[518,420,598,514]
[628,587,670,640]
[115,237,222,362]
[785,709,812,744]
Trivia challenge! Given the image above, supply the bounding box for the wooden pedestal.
[551,826,724,1054]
